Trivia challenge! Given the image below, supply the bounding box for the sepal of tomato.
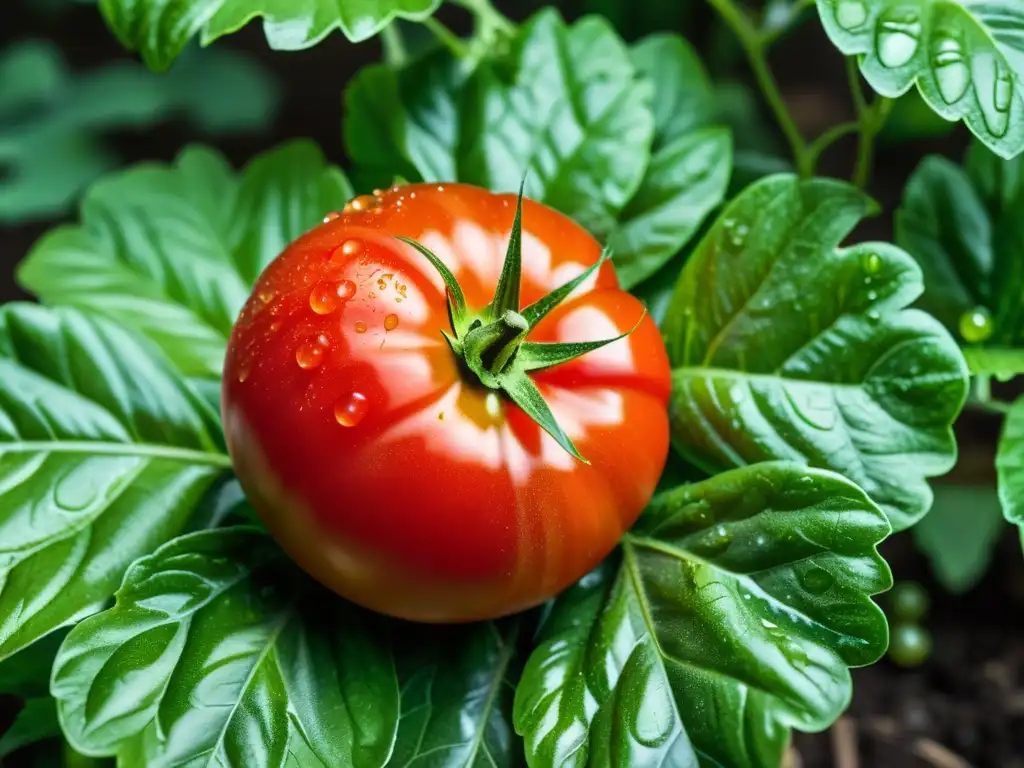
[222,182,671,623]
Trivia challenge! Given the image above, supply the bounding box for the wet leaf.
[664,174,968,530]
[514,462,891,768]
[816,0,1024,158]
[0,304,228,663]
[17,141,351,380]
[99,0,443,71]
[52,528,399,767]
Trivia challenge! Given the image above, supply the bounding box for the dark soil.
[4,2,1024,767]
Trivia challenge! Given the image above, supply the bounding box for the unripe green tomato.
[889,580,929,623]
[888,623,932,668]
[959,306,994,344]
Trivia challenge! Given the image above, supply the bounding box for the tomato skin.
[222,182,671,622]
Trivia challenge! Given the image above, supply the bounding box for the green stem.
[451,0,515,34]
[846,56,893,189]
[974,372,993,404]
[807,121,860,171]
[423,16,470,58]
[380,23,408,67]
[707,0,811,177]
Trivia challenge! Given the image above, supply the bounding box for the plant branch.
[423,16,470,58]
[846,56,893,188]
[808,121,860,170]
[380,23,408,66]
[707,0,811,177]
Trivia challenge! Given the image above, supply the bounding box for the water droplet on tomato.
[355,321,367,334]
[296,335,329,370]
[384,313,400,331]
[344,194,381,214]
[237,363,251,383]
[258,290,275,304]
[323,211,341,223]
[270,321,281,332]
[334,392,369,427]
[310,281,339,315]
[338,279,357,300]
[332,240,362,262]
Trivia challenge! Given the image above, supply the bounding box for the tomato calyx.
[396,183,644,463]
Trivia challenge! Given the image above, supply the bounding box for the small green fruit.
[888,623,932,668]
[889,580,929,623]
[959,306,994,344]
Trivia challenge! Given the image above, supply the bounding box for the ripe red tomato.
[222,182,671,623]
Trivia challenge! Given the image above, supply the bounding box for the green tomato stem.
[847,56,893,189]
[807,121,860,170]
[706,0,811,177]
[423,16,470,59]
[380,23,409,66]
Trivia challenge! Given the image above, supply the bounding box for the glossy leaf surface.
[514,462,891,768]
[17,141,351,379]
[608,34,731,289]
[998,396,1024,532]
[0,304,227,662]
[346,9,654,237]
[816,0,1024,158]
[52,528,399,766]
[99,0,443,70]
[665,175,968,530]
[388,621,522,767]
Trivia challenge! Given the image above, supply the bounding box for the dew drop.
[959,306,994,343]
[269,322,281,332]
[866,309,881,323]
[355,321,367,334]
[334,392,369,427]
[932,33,969,104]
[337,279,357,300]
[876,9,922,69]
[322,211,340,223]
[863,252,881,274]
[237,363,251,383]
[384,313,400,331]
[799,565,835,595]
[258,289,275,304]
[310,281,340,315]
[835,0,867,30]
[703,524,733,556]
[332,239,362,263]
[867,290,878,301]
[296,335,329,370]
[344,194,381,214]
[55,464,105,512]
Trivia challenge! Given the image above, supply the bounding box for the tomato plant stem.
[380,24,408,67]
[707,0,811,177]
[808,121,860,170]
[423,17,470,59]
[847,56,893,189]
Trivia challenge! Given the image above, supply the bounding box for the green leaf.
[0,41,281,224]
[894,155,993,333]
[346,9,655,238]
[664,175,968,530]
[962,347,1024,379]
[997,395,1024,532]
[0,630,66,755]
[605,34,731,290]
[896,145,1024,347]
[816,0,1024,159]
[17,141,351,380]
[0,304,229,663]
[388,621,522,767]
[913,484,1005,593]
[99,0,444,71]
[51,528,399,766]
[514,462,891,768]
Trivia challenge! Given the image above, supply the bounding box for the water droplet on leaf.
[835,0,868,29]
[799,565,835,595]
[932,34,969,104]
[876,10,922,69]
[863,252,881,274]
